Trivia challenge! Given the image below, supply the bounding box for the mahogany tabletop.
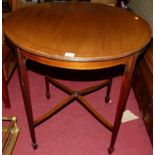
[3,2,152,62]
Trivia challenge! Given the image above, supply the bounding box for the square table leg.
[108,54,138,154]
[16,48,37,149]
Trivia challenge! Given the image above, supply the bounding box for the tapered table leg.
[2,69,11,108]
[16,48,37,149]
[45,75,51,99]
[108,54,138,154]
[105,78,112,103]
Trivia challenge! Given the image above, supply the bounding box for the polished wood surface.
[4,2,151,63]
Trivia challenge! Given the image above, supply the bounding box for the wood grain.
[3,2,152,62]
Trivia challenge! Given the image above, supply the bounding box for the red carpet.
[3,70,152,155]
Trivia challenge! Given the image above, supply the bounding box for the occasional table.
[3,2,152,154]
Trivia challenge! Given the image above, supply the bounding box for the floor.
[2,69,152,155]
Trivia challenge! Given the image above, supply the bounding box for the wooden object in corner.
[8,0,20,12]
[2,0,20,108]
[2,43,16,108]
[132,41,153,144]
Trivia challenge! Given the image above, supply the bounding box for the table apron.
[19,49,136,70]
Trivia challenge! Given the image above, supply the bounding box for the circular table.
[3,2,152,154]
